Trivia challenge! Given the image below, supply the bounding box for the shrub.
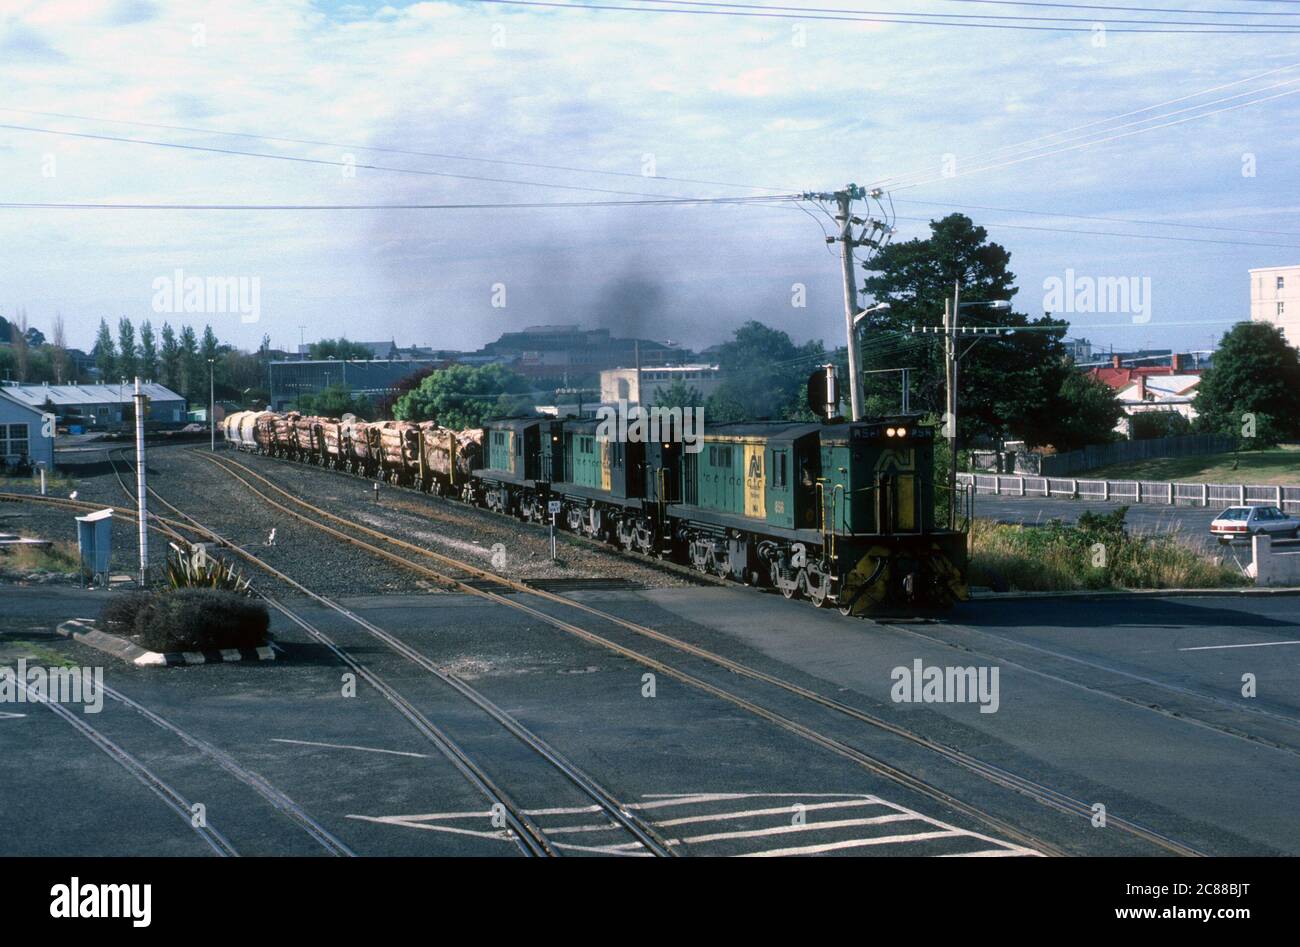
[969,507,1246,592]
[131,588,269,652]
[100,592,155,631]
[165,542,253,594]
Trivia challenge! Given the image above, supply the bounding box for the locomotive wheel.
[806,562,831,608]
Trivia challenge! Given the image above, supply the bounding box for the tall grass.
[0,539,79,576]
[969,507,1247,592]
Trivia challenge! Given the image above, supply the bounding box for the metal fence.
[1037,433,1238,477]
[957,472,1300,513]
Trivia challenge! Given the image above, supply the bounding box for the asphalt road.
[2,582,1297,857]
[972,493,1262,554]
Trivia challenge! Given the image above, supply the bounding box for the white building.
[600,364,722,405]
[1249,264,1300,346]
[1113,373,1201,437]
[0,388,55,470]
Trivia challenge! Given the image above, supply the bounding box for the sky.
[3,0,1300,363]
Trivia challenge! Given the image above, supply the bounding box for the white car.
[1210,505,1298,544]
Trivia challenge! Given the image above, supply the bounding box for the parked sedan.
[1210,505,1299,543]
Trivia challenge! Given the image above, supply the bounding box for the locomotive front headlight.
[885,427,897,437]
[897,427,908,438]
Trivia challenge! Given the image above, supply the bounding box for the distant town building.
[600,364,723,404]
[0,382,187,431]
[269,358,451,410]
[1087,354,1202,436]
[1249,264,1300,346]
[1062,337,1093,362]
[479,325,685,381]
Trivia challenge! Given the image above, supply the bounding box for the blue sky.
[3,0,1299,360]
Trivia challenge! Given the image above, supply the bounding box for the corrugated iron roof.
[0,383,185,407]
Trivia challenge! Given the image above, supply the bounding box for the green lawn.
[1077,445,1300,484]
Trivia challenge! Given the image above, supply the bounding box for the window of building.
[1,423,30,458]
[1278,276,1286,291]
[1279,302,1286,317]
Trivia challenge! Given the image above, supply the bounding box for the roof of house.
[1088,365,1201,392]
[0,382,185,407]
[0,387,47,417]
[1116,374,1202,399]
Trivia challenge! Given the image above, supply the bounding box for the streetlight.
[207,358,215,452]
[848,302,890,419]
[943,289,1010,529]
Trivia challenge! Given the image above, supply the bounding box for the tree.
[1194,321,1300,444]
[51,314,69,383]
[159,322,181,391]
[393,364,531,428]
[653,378,704,409]
[1033,372,1123,452]
[117,317,138,380]
[9,309,30,381]
[297,384,374,418]
[862,213,1074,447]
[178,325,201,402]
[1131,410,1191,441]
[139,320,159,380]
[309,338,373,361]
[93,318,117,381]
[704,321,826,422]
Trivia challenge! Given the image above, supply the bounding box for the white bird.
[267,528,277,546]
[69,491,78,500]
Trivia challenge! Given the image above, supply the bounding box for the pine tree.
[159,323,181,391]
[179,325,201,402]
[139,320,159,379]
[93,318,117,381]
[117,317,138,380]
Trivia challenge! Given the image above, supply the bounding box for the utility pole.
[133,377,149,587]
[945,281,960,529]
[208,358,215,451]
[837,187,864,421]
[634,341,642,410]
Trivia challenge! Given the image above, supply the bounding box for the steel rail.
[199,449,1066,857]
[15,677,239,856]
[107,451,666,856]
[209,448,1216,856]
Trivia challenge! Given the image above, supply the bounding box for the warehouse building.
[0,382,188,431]
[0,387,54,470]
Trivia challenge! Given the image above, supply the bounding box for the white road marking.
[0,712,27,720]
[551,840,650,855]
[653,799,883,828]
[345,814,509,840]
[271,737,432,759]
[1178,639,1300,652]
[739,829,966,857]
[679,813,919,845]
[940,849,1038,857]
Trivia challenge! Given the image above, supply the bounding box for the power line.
[936,0,1300,14]
[633,0,1300,27]
[0,122,759,201]
[0,107,790,193]
[873,60,1300,190]
[890,83,1300,191]
[465,0,1300,30]
[895,197,1300,237]
[888,213,1300,248]
[0,196,799,210]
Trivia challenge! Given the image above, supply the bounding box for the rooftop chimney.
[1171,353,1182,372]
[1137,375,1147,401]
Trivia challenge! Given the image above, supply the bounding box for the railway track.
[14,676,239,857]
[201,445,1224,857]
[191,448,1169,857]
[104,448,674,858]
